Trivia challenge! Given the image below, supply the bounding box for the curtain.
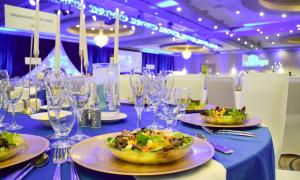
[142,52,175,74]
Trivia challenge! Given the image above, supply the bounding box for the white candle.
[113,8,119,64]
[34,0,40,57]
[55,11,61,75]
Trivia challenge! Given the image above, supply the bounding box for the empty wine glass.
[174,88,191,115]
[64,76,91,141]
[5,78,24,131]
[47,95,75,148]
[0,70,9,127]
[130,68,146,129]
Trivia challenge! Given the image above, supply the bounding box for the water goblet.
[174,87,191,116]
[130,68,146,129]
[47,95,75,148]
[0,70,9,127]
[5,78,24,131]
[64,76,91,141]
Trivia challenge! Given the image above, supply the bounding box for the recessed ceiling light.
[151,31,155,35]
[123,25,127,28]
[230,34,234,37]
[109,27,114,31]
[256,28,260,32]
[276,33,280,37]
[176,7,182,12]
[76,24,80,28]
[237,38,241,41]
[198,18,202,22]
[214,25,218,30]
[235,10,240,15]
[281,13,287,18]
[289,30,293,33]
[244,41,248,45]
[91,27,95,30]
[297,24,300,28]
[265,36,269,39]
[158,23,162,26]
[259,12,264,17]
[260,31,263,34]
[154,12,159,15]
[226,31,229,35]
[272,42,275,45]
[92,15,97,21]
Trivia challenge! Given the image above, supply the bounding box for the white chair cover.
[241,73,289,166]
[282,77,300,155]
[173,74,205,101]
[206,76,236,108]
[119,75,133,100]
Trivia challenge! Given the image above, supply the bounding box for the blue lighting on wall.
[49,0,219,49]
[156,0,179,8]
[0,27,18,32]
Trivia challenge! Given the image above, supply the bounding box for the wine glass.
[146,74,164,129]
[5,78,24,130]
[130,68,146,129]
[0,70,9,127]
[64,76,91,141]
[47,95,75,148]
[173,88,191,128]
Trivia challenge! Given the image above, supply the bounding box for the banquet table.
[0,105,275,180]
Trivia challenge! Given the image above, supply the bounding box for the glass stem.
[12,104,16,125]
[76,108,83,134]
[135,106,143,129]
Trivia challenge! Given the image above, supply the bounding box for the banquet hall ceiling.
[0,0,300,53]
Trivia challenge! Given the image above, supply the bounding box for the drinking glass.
[161,101,180,131]
[130,68,146,129]
[0,70,9,127]
[47,95,75,148]
[173,88,191,129]
[5,78,24,130]
[146,74,164,129]
[65,76,91,141]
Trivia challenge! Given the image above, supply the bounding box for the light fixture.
[154,12,159,15]
[235,10,240,15]
[91,27,95,30]
[276,33,280,37]
[257,28,260,32]
[151,31,155,35]
[182,50,192,60]
[260,31,263,34]
[176,7,182,12]
[281,13,287,18]
[92,15,97,21]
[158,23,162,26]
[237,37,241,41]
[131,26,135,31]
[94,23,109,48]
[250,44,253,48]
[109,27,114,31]
[297,24,300,28]
[230,34,234,37]
[289,30,293,33]
[259,12,264,16]
[272,42,275,45]
[123,25,127,28]
[172,37,176,42]
[29,0,36,6]
[226,31,229,35]
[244,41,248,45]
[198,18,202,22]
[214,25,218,30]
[265,36,269,39]
[76,24,79,28]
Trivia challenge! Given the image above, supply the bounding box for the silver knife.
[196,133,234,154]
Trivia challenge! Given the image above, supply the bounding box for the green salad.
[106,129,193,153]
[0,131,24,152]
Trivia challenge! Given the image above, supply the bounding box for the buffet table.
[0,105,275,180]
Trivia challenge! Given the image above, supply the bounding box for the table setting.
[0,66,275,180]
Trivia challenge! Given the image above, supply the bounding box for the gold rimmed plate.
[0,134,50,169]
[179,113,261,128]
[70,133,215,176]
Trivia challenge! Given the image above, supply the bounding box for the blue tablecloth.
[0,105,275,180]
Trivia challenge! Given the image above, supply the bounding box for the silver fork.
[53,147,68,180]
[201,125,256,137]
[66,147,80,180]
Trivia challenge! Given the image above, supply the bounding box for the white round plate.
[101,112,127,123]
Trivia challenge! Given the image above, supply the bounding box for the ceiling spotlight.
[198,18,202,22]
[29,0,36,6]
[237,38,240,41]
[92,15,97,21]
[154,12,159,15]
[109,27,114,31]
[272,42,275,45]
[260,31,263,34]
[281,14,287,18]
[289,30,293,33]
[235,10,240,15]
[226,31,229,35]
[265,36,269,39]
[151,31,155,35]
[259,12,264,17]
[297,24,300,28]
[123,25,127,28]
[91,27,95,30]
[244,41,248,45]
[158,23,162,26]
[276,33,280,37]
[76,24,79,28]
[176,7,182,12]
[230,34,234,37]
[256,28,260,32]
[213,25,218,30]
